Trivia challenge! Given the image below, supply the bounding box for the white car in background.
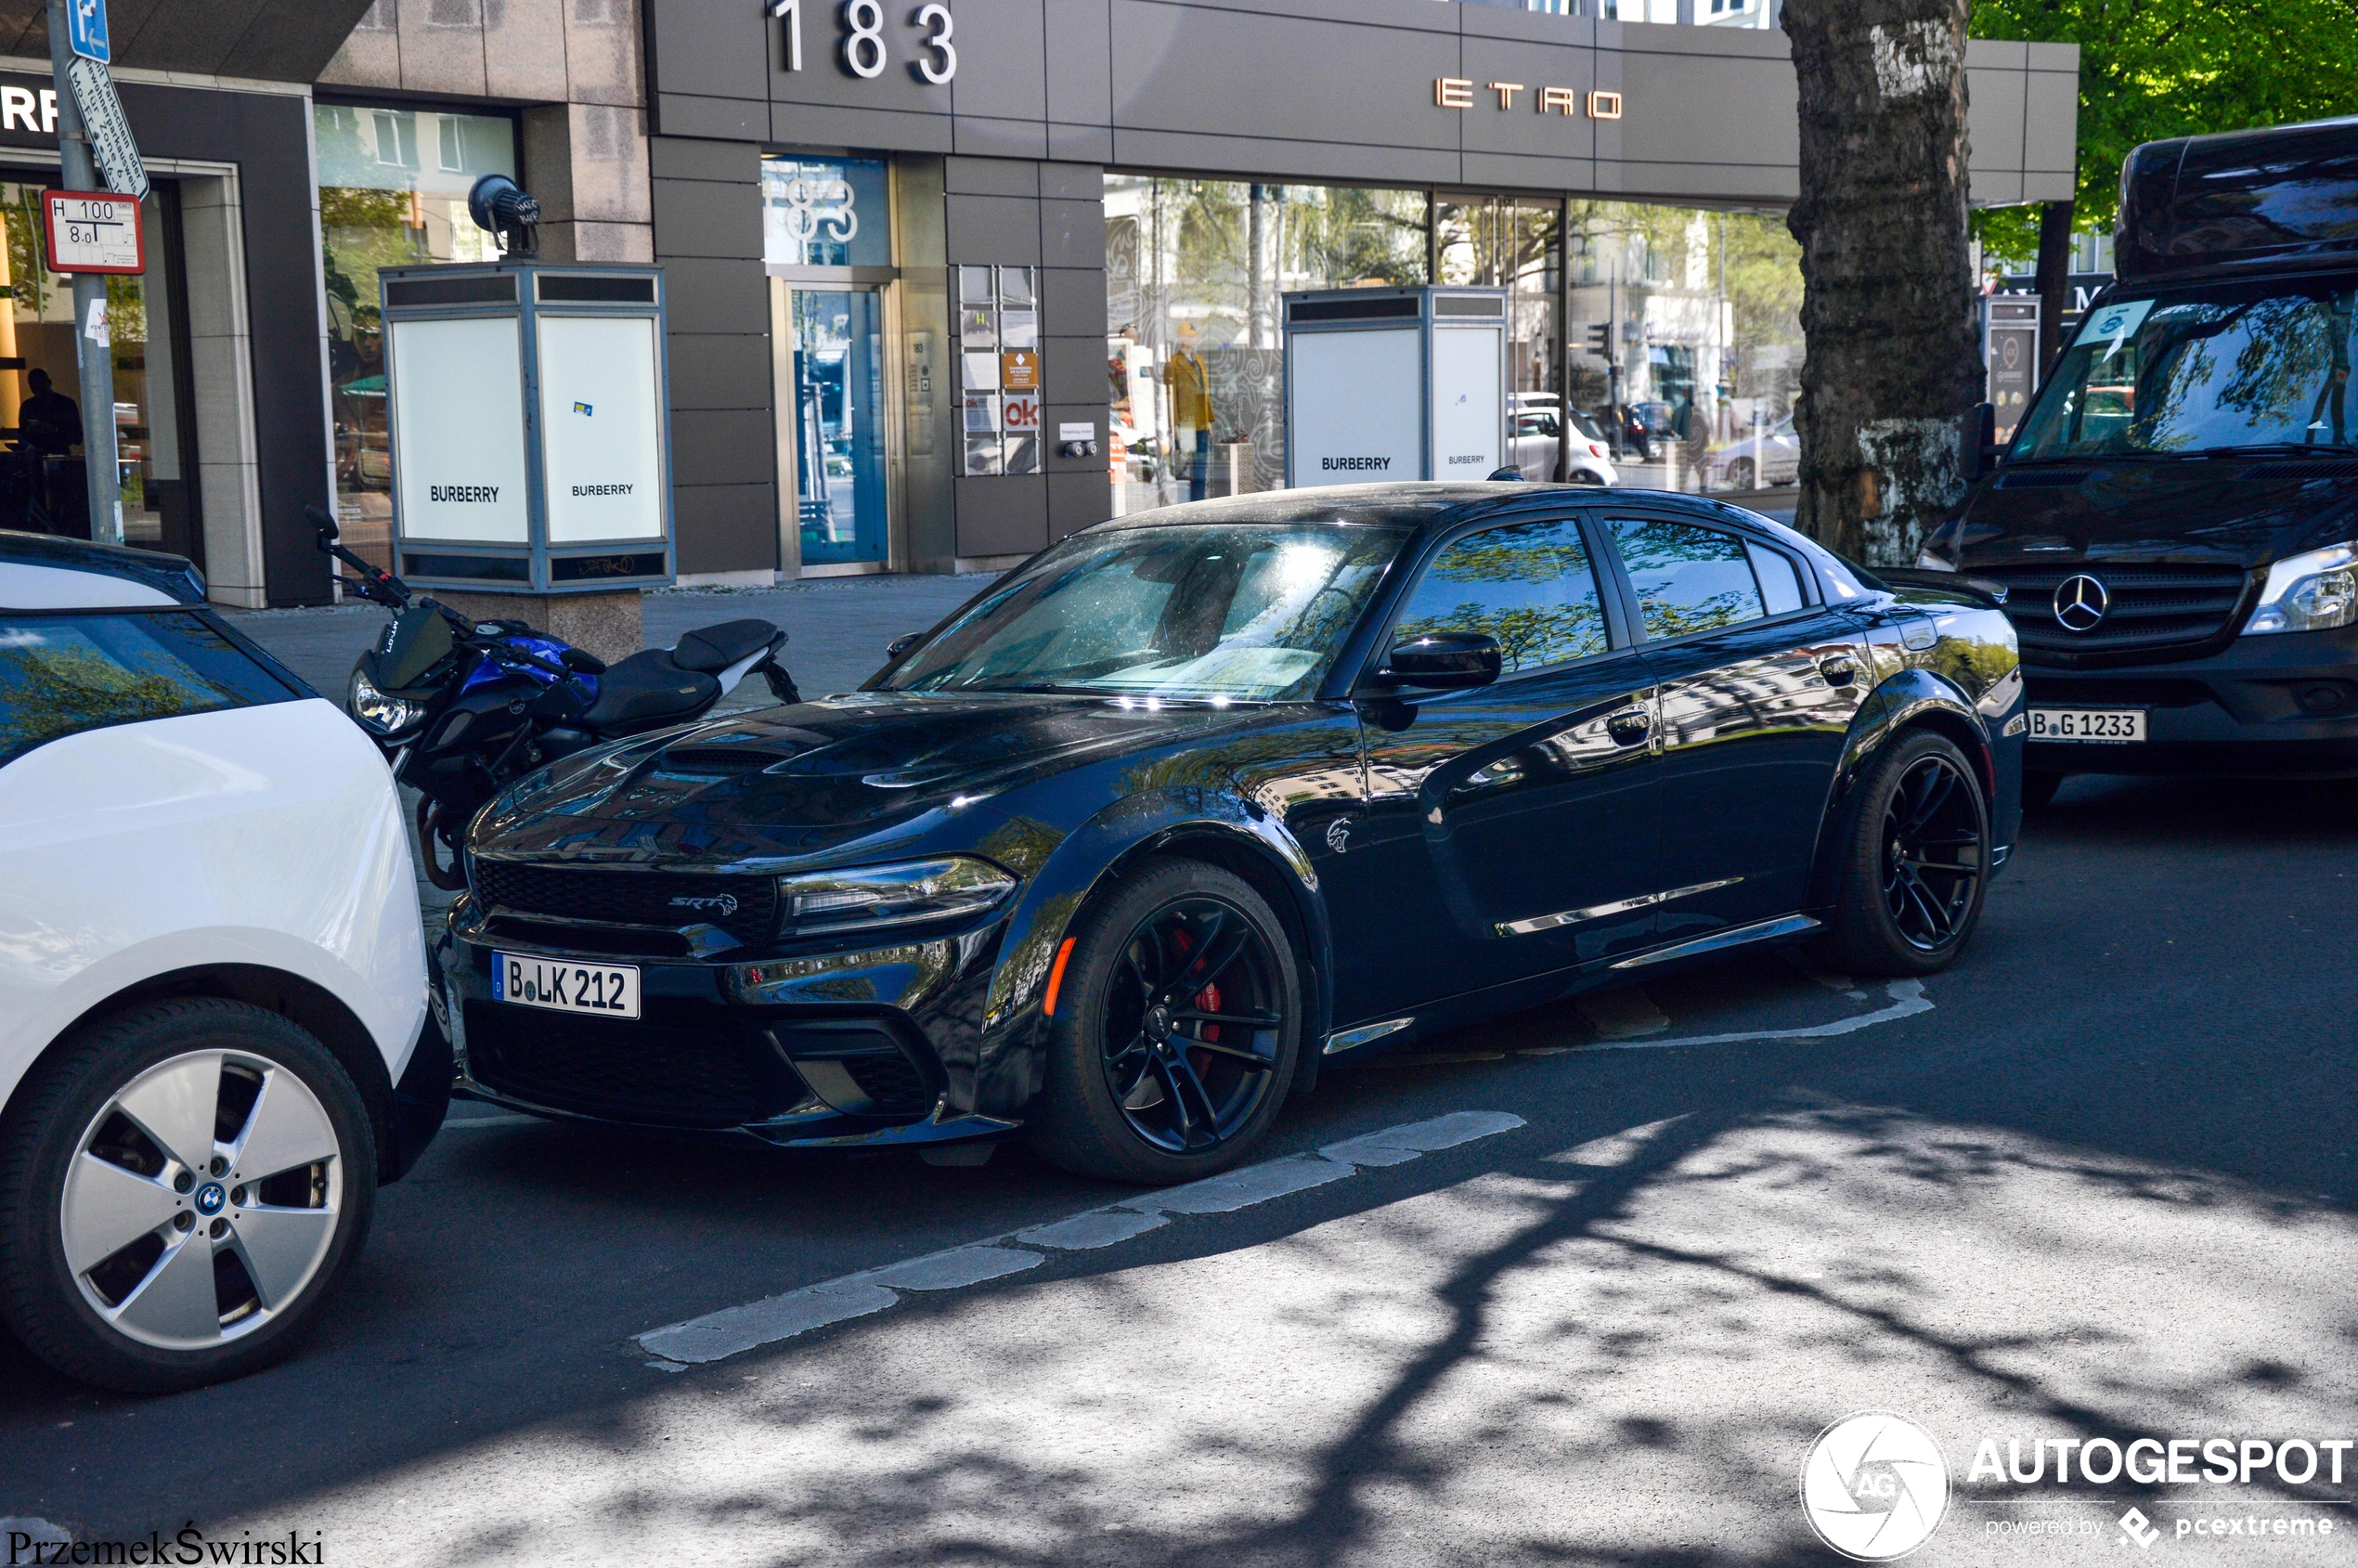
[0,532,446,1393]
[1709,413,1802,490]
[1509,395,1618,486]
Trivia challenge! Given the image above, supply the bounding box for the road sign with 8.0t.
[44,189,142,274]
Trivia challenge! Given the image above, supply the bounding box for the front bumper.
[2023,622,2358,777]
[436,900,1017,1148]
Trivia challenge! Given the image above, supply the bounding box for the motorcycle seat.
[671,618,781,675]
[580,648,720,732]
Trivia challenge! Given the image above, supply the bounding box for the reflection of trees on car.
[1393,521,1606,673]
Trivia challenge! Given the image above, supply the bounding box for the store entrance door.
[784,287,887,570]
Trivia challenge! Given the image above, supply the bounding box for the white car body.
[1509,397,1618,486]
[1709,415,1801,489]
[0,564,427,1126]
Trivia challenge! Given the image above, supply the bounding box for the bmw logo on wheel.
[2052,573,2109,632]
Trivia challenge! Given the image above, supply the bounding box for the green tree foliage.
[0,641,220,764]
[1971,0,2358,258]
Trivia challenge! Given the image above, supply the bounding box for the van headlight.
[2243,543,2358,635]
[348,667,426,736]
[776,856,1017,939]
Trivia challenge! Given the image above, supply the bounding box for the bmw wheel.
[1031,861,1302,1185]
[1818,730,1990,977]
[0,1000,377,1393]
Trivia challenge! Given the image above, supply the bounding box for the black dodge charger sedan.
[440,485,2022,1183]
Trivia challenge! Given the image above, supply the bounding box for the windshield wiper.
[2194,441,2358,458]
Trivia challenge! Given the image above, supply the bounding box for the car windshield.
[2014,279,2357,460]
[881,523,1408,701]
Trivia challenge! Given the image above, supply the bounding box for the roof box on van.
[2117,116,2358,283]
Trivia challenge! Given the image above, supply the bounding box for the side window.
[1747,541,1807,616]
[1393,516,1608,676]
[0,611,298,768]
[1609,518,1767,639]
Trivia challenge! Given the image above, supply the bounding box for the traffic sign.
[66,0,109,64]
[43,189,142,274]
[65,56,145,200]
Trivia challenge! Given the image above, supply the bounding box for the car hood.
[1955,459,2358,570]
[472,691,1256,866]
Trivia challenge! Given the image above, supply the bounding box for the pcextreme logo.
[1801,1411,1951,1561]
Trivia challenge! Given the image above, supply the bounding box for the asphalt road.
[3,764,2352,1565]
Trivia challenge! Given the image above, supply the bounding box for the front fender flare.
[965,789,1334,1119]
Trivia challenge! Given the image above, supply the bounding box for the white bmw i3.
[0,532,447,1392]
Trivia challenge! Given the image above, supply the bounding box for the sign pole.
[49,0,120,546]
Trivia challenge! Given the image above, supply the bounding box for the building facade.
[0,2,2080,603]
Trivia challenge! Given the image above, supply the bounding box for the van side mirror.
[1378,631,1502,691]
[1960,402,2001,482]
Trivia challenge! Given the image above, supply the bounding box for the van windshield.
[2013,280,2356,460]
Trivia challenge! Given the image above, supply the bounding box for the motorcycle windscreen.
[380,606,456,689]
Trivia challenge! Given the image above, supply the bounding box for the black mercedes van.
[1920,116,2358,805]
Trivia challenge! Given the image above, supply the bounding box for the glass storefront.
[1105,177,1429,511]
[1107,177,1805,511]
[316,103,519,572]
[0,178,193,555]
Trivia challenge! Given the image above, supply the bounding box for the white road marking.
[635,1108,1526,1367]
[1582,978,1929,1052]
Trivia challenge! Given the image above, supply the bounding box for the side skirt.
[1608,914,1822,972]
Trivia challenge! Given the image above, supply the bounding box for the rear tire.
[1030,861,1301,1185]
[1817,731,1990,977]
[0,1000,377,1393]
[2020,768,2066,811]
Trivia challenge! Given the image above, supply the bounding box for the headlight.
[348,667,426,736]
[776,856,1017,939]
[2244,543,2358,635]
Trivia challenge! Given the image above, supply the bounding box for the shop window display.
[1105,177,1427,512]
[0,180,190,554]
[316,104,518,573]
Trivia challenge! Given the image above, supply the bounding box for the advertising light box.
[1283,288,1509,488]
[380,262,674,592]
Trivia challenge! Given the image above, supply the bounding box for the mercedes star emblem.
[2053,573,2109,632]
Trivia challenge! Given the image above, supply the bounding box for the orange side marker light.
[1043,936,1078,1017]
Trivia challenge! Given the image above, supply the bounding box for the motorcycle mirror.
[887,632,926,659]
[305,502,341,548]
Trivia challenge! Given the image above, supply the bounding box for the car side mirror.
[1378,631,1502,691]
[887,632,926,659]
[1960,401,2001,481]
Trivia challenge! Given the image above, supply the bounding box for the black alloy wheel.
[1880,753,1983,951]
[1032,861,1301,1184]
[1819,730,1989,977]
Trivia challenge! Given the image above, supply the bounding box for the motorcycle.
[310,506,799,888]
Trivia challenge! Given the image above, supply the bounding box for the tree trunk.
[2034,197,2076,377]
[1783,0,1982,565]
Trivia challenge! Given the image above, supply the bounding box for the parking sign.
[67,0,109,63]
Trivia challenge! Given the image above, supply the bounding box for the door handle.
[1605,706,1652,746]
[1819,655,1859,687]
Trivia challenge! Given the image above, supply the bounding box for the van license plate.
[492,953,641,1019]
[2027,707,2146,744]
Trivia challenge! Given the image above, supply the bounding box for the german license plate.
[492,952,641,1019]
[2027,707,2147,744]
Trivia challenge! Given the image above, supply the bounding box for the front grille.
[1977,563,2252,659]
[464,1001,796,1128]
[473,861,777,949]
[2028,676,2215,708]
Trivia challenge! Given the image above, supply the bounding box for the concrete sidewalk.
[224,572,1001,711]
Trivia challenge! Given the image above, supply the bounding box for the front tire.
[1818,731,1990,977]
[0,1000,377,1393]
[1030,861,1302,1185]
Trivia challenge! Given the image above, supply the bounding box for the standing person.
[1165,323,1212,503]
[18,369,81,457]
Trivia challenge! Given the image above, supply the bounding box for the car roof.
[1074,482,1813,549]
[0,530,207,611]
